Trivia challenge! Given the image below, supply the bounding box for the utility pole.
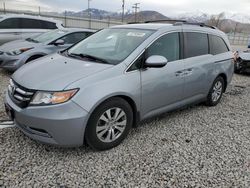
[3,2,6,14]
[122,0,125,23]
[132,3,140,23]
[88,0,92,29]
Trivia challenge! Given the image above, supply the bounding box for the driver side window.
[147,32,180,62]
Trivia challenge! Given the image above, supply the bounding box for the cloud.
[1,0,250,16]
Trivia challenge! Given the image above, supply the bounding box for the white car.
[0,14,63,45]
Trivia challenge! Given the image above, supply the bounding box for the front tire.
[85,97,133,151]
[206,76,225,106]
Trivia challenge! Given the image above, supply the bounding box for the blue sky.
[1,0,250,16]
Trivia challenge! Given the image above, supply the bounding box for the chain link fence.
[0,1,123,30]
[227,32,250,47]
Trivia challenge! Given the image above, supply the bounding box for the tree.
[207,12,225,29]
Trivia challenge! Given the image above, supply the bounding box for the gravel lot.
[0,68,250,187]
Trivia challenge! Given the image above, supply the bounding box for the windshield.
[67,28,155,65]
[28,29,67,43]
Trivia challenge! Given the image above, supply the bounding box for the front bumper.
[5,93,89,147]
[0,53,25,71]
[235,59,250,73]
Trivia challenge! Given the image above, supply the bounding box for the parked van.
[5,21,234,150]
[0,14,63,45]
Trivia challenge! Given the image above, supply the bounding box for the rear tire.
[85,97,133,151]
[206,76,225,106]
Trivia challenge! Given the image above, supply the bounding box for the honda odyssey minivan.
[5,22,234,150]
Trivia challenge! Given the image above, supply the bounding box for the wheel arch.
[217,73,227,92]
[87,95,140,128]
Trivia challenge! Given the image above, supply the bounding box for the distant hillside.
[125,11,169,22]
[58,8,250,33]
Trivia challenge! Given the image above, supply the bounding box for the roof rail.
[174,22,217,29]
[144,19,187,24]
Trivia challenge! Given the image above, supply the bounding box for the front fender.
[69,67,141,115]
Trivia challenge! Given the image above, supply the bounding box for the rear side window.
[0,18,21,29]
[21,18,42,29]
[40,20,57,29]
[20,18,57,29]
[184,32,209,58]
[209,35,229,55]
[147,32,180,62]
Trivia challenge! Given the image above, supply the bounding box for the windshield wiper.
[68,53,110,64]
[26,38,39,43]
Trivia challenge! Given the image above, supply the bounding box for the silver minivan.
[4,22,234,150]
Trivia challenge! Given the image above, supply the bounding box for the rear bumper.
[5,93,89,147]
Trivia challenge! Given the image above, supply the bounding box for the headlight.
[30,89,79,106]
[7,48,33,56]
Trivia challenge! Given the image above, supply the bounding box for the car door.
[140,32,185,118]
[182,31,212,101]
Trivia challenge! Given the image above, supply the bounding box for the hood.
[238,52,250,61]
[0,40,43,52]
[12,53,113,91]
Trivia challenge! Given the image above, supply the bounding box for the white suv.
[0,14,63,45]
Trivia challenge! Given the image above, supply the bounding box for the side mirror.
[145,55,168,68]
[54,39,65,46]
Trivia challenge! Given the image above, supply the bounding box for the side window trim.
[183,31,209,58]
[208,34,229,55]
[126,31,181,73]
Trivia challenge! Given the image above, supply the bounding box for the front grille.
[8,79,35,108]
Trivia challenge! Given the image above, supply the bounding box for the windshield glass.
[68,28,155,65]
[29,29,67,43]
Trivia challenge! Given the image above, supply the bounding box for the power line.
[132,3,140,23]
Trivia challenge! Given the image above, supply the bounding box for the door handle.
[175,71,183,77]
[183,68,193,76]
[186,68,193,72]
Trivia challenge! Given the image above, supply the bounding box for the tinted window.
[61,32,91,44]
[41,20,57,29]
[0,18,21,29]
[209,35,229,55]
[184,32,209,58]
[147,32,180,62]
[21,18,42,29]
[127,53,144,72]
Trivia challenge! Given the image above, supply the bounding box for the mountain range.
[61,8,250,33]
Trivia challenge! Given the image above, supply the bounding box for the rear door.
[182,31,213,100]
[141,32,185,118]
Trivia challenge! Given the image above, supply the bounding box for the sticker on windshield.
[127,32,146,37]
[57,31,66,34]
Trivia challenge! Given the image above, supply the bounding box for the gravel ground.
[1,68,250,187]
